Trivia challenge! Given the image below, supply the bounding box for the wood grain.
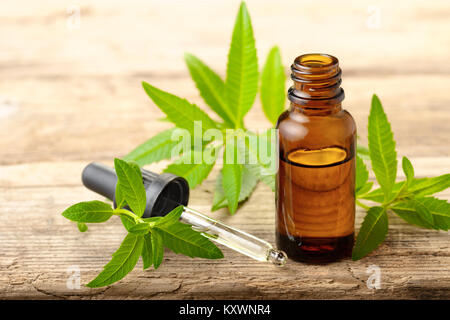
[0,0,449,299]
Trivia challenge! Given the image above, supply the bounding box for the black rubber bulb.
[81,162,189,218]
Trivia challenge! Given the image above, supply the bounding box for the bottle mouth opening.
[294,53,339,72]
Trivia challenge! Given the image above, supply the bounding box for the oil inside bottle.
[276,146,355,263]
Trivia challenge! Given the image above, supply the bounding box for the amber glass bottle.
[276,53,356,263]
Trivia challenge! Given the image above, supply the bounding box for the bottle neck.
[288,53,344,115]
[290,101,342,116]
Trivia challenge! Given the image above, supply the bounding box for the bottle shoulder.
[337,109,357,132]
[277,108,355,129]
[276,108,356,147]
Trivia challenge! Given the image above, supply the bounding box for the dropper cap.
[81,162,189,218]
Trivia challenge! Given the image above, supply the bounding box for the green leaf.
[184,53,234,126]
[359,174,450,203]
[62,201,113,223]
[86,233,144,288]
[357,145,370,159]
[392,207,435,229]
[356,181,374,197]
[355,155,369,193]
[143,216,163,224]
[222,144,243,214]
[142,82,218,134]
[358,185,396,203]
[258,173,275,192]
[164,145,219,189]
[221,164,242,214]
[212,172,228,211]
[367,94,397,201]
[409,174,450,197]
[120,214,136,232]
[260,46,285,124]
[154,206,183,227]
[413,199,434,225]
[225,1,258,126]
[238,130,277,192]
[129,223,151,235]
[155,222,223,259]
[212,165,258,211]
[352,206,388,260]
[418,197,450,220]
[151,229,164,269]
[114,158,147,217]
[392,197,450,230]
[123,128,180,166]
[77,222,88,232]
[141,233,153,269]
[402,156,414,186]
[115,184,126,209]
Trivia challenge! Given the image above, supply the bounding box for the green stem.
[356,199,371,210]
[113,208,144,223]
[381,182,409,209]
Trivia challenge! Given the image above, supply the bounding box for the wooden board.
[0,0,449,299]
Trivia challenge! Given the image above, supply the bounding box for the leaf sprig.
[353,95,450,260]
[62,158,223,288]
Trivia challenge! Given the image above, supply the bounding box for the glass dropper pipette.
[178,205,287,265]
[81,162,287,266]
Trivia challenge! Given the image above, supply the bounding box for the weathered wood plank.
[0,160,449,299]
